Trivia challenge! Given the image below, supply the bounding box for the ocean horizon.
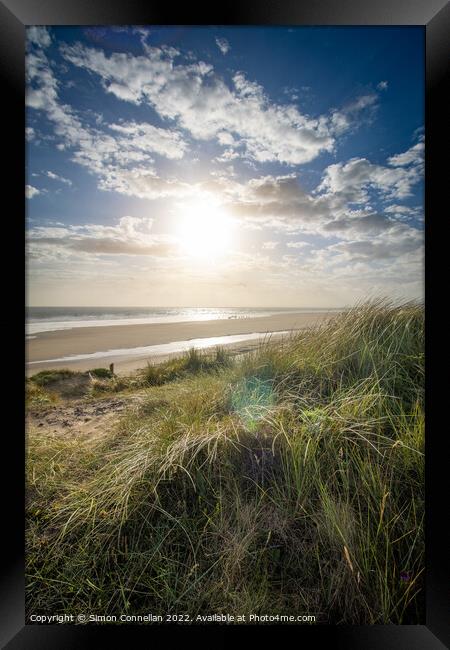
[26,306,342,336]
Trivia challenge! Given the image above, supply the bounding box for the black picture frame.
[1,1,448,647]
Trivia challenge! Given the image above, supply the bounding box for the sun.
[176,200,233,260]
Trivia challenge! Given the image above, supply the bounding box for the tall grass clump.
[26,299,424,624]
[29,369,76,387]
[143,346,232,386]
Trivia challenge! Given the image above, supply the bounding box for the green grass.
[89,367,114,379]
[26,299,424,624]
[29,368,77,387]
[27,367,138,403]
[143,346,232,385]
[26,380,59,409]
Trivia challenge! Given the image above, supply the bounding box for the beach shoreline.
[26,311,333,375]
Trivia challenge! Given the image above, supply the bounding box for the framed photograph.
[1,0,448,647]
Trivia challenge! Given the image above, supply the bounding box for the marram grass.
[26,299,424,624]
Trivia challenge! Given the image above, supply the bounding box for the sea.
[26,306,339,337]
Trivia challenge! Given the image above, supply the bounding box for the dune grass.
[143,346,232,386]
[27,367,135,404]
[26,299,424,624]
[29,368,77,386]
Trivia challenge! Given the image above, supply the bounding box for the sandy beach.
[26,311,332,375]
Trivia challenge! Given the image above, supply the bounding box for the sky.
[26,26,424,308]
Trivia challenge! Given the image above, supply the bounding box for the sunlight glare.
[177,201,233,260]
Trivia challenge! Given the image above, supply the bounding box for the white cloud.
[26,185,40,198]
[286,241,312,249]
[317,150,423,202]
[384,205,423,222]
[95,167,194,200]
[60,42,336,165]
[217,131,236,146]
[322,212,395,236]
[387,141,424,167]
[225,173,338,230]
[26,45,191,199]
[28,37,395,203]
[219,155,423,269]
[214,148,240,163]
[215,37,230,55]
[26,47,84,145]
[215,133,423,246]
[330,225,423,261]
[377,80,388,91]
[27,26,51,49]
[46,171,73,186]
[27,216,178,258]
[109,121,188,160]
[329,93,378,136]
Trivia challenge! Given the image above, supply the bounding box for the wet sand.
[26,311,333,375]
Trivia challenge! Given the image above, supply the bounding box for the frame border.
[1,1,448,647]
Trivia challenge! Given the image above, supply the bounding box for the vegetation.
[26,300,424,624]
[27,367,132,405]
[143,346,231,385]
[89,367,114,379]
[28,368,76,387]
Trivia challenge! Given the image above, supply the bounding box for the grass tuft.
[29,369,76,386]
[142,346,232,386]
[89,367,114,379]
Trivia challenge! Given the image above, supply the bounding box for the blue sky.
[26,26,424,307]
